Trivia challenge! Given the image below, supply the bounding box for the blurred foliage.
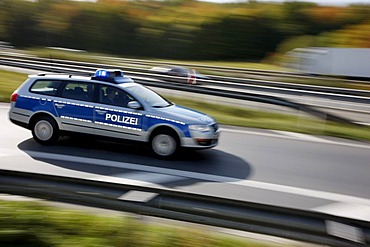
[0,200,272,247]
[1,0,370,61]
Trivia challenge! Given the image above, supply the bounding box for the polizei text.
[105,113,139,125]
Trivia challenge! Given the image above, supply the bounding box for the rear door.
[54,81,95,133]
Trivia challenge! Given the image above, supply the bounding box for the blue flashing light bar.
[94,69,124,78]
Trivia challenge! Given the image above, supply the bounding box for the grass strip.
[0,70,28,102]
[1,69,369,142]
[0,200,273,247]
[163,96,370,142]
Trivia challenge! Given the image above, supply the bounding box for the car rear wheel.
[32,116,59,145]
[151,131,178,158]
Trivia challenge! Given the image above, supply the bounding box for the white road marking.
[0,153,13,158]
[115,172,185,184]
[21,150,237,182]
[0,148,27,156]
[271,130,334,143]
[4,149,370,207]
[220,127,286,139]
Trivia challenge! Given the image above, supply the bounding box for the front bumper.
[181,128,220,149]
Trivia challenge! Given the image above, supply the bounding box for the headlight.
[189,125,211,132]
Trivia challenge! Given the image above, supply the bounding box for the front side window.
[98,85,133,107]
[62,82,94,102]
[30,80,61,96]
[125,84,172,108]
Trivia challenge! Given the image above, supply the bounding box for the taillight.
[10,92,18,102]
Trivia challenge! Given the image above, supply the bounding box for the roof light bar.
[94,69,124,78]
[92,69,126,83]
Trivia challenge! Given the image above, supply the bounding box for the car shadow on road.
[17,136,252,187]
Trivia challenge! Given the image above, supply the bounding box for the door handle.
[96,109,107,114]
[55,103,65,108]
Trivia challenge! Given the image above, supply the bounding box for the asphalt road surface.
[0,103,369,221]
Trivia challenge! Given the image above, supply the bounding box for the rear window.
[30,80,61,96]
[62,82,94,102]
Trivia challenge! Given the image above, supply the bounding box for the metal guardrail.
[2,53,370,99]
[0,169,369,247]
[92,53,370,86]
[0,55,363,125]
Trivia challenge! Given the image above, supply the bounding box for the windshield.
[125,84,172,108]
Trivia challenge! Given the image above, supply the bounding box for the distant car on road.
[9,69,220,158]
[149,66,208,85]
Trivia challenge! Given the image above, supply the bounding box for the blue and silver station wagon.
[9,69,220,158]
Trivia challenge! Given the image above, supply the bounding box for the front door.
[93,85,143,141]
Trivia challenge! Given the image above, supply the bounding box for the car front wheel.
[151,132,178,158]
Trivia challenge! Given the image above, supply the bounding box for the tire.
[31,116,59,145]
[150,131,178,158]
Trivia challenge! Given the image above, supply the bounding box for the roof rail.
[37,72,63,76]
[37,72,93,77]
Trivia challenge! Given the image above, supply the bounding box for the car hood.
[152,105,215,124]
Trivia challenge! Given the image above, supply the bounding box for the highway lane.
[0,103,370,220]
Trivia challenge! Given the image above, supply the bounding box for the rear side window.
[30,80,61,96]
[62,82,95,102]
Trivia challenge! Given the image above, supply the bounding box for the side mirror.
[127,101,142,110]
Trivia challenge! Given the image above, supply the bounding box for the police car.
[9,69,220,158]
